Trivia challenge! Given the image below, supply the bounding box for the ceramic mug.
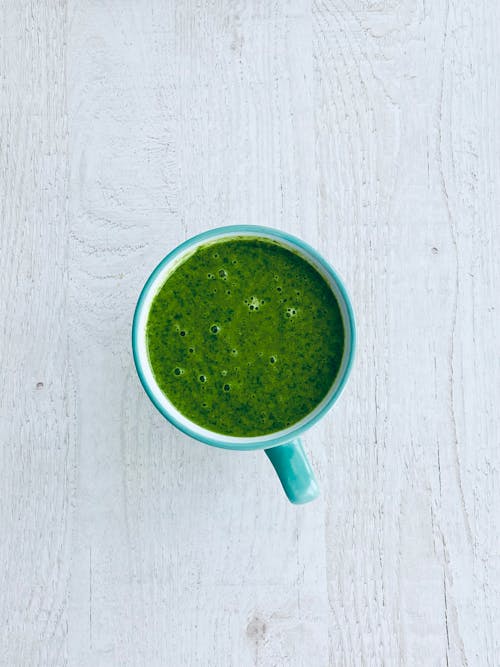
[132,225,355,504]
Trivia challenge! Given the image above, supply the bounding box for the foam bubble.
[199,375,206,382]
[174,367,183,376]
[210,324,220,334]
[223,384,230,392]
[270,356,276,364]
[218,269,227,279]
[247,296,262,311]
[180,330,186,336]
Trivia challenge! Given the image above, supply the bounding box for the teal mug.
[132,226,355,504]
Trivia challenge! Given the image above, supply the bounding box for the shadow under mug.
[132,225,356,504]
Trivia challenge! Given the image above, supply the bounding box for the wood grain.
[0,3,73,666]
[314,1,500,664]
[1,1,498,665]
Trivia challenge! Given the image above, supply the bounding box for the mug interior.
[132,226,355,450]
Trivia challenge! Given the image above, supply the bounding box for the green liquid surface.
[146,237,344,437]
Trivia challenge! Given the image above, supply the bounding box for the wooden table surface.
[1,2,499,665]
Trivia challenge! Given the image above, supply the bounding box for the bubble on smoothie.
[180,330,186,336]
[231,348,238,355]
[226,290,231,295]
[277,286,282,292]
[207,273,214,279]
[223,384,230,392]
[173,367,184,376]
[213,252,219,259]
[210,324,220,334]
[247,296,261,311]
[231,258,237,265]
[221,369,228,376]
[285,307,296,318]
[199,375,206,383]
[188,347,195,353]
[218,269,228,279]
[270,356,277,364]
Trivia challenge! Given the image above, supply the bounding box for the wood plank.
[0,3,72,666]
[66,2,328,664]
[314,1,500,663]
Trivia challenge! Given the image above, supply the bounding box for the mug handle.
[265,438,319,504]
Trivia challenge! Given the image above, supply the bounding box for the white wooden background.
[1,2,499,665]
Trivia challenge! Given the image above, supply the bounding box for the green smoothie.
[146,237,344,437]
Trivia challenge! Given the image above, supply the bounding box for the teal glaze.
[265,439,320,504]
[132,225,356,504]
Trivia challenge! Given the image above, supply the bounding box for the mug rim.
[132,225,356,450]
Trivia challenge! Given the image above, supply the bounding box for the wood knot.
[246,615,267,641]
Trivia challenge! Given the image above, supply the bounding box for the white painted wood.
[1,1,498,665]
[0,3,74,666]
